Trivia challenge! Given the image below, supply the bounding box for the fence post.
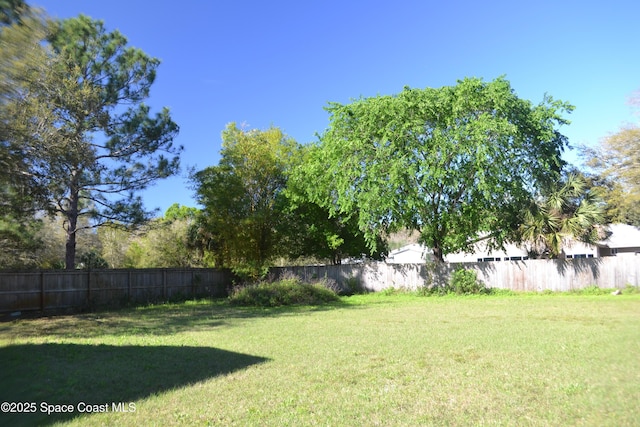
[87,269,91,305]
[40,271,45,312]
[128,270,132,302]
[162,269,167,299]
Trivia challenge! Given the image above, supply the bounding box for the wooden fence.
[2,257,638,314]
[0,268,231,314]
[271,256,640,292]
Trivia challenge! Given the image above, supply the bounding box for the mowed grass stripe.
[1,294,638,426]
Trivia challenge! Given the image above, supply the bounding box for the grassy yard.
[1,293,639,426]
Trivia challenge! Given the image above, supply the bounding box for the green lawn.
[1,293,639,426]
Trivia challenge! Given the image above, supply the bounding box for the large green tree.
[285,144,387,264]
[8,15,180,269]
[193,124,379,275]
[0,3,50,267]
[582,91,640,226]
[298,77,573,262]
[192,124,298,278]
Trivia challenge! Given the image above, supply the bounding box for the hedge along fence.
[0,268,232,314]
[271,256,640,293]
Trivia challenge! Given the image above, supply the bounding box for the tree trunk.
[65,180,80,270]
[432,245,444,263]
[65,228,76,270]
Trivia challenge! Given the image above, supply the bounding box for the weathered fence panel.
[272,256,640,292]
[0,268,232,313]
[2,258,638,314]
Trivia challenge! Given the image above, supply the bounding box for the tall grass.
[1,293,639,426]
[228,274,340,307]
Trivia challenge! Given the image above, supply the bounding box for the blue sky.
[33,0,639,215]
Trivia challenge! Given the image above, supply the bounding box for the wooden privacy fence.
[2,257,638,313]
[0,268,231,313]
[271,256,640,292]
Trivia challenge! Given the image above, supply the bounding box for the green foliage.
[0,6,51,267]
[0,0,28,26]
[192,123,298,277]
[229,263,270,283]
[15,214,101,270]
[484,288,517,296]
[228,275,340,307]
[96,224,131,268]
[192,123,374,275]
[624,284,640,294]
[0,216,42,269]
[163,203,198,222]
[581,92,640,226]
[449,268,486,295]
[297,77,573,262]
[563,285,637,296]
[343,276,366,295]
[278,196,386,265]
[380,287,400,296]
[94,206,203,269]
[78,250,109,269]
[423,267,488,296]
[124,241,144,268]
[567,285,609,295]
[115,218,202,269]
[519,171,605,258]
[284,144,387,265]
[2,14,181,268]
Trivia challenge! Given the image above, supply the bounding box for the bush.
[228,275,340,307]
[422,267,488,296]
[450,268,486,295]
[568,285,611,295]
[78,250,109,269]
[343,276,366,295]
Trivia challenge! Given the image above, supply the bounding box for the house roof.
[386,224,640,262]
[386,243,432,263]
[388,243,424,256]
[598,223,640,248]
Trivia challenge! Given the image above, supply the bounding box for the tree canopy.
[192,123,298,278]
[3,14,181,269]
[285,144,387,264]
[0,0,29,26]
[582,91,640,226]
[298,77,574,261]
[193,123,378,278]
[0,3,51,268]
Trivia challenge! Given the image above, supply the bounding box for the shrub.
[422,267,488,296]
[317,277,342,295]
[228,275,340,307]
[78,250,109,269]
[569,285,610,295]
[381,287,400,296]
[343,276,366,295]
[449,268,486,295]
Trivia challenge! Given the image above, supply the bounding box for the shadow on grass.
[0,343,269,426]
[0,299,354,340]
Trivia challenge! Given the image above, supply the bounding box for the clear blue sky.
[33,0,640,215]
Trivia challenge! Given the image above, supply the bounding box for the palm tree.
[520,173,605,258]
